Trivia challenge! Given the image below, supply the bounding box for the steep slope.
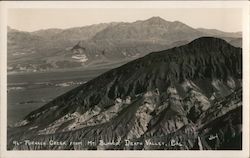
[8,37,242,150]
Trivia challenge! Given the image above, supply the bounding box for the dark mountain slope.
[21,37,241,126]
[8,37,242,150]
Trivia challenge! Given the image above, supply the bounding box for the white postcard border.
[0,1,249,158]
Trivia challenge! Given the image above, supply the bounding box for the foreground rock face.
[8,37,242,150]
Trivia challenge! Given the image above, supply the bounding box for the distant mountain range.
[7,16,242,73]
[8,37,242,150]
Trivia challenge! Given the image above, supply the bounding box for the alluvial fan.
[8,37,242,150]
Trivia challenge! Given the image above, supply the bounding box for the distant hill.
[92,17,203,42]
[197,28,241,38]
[228,38,242,48]
[7,17,242,73]
[31,23,115,41]
[8,37,242,150]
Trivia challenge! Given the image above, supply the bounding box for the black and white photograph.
[0,1,249,157]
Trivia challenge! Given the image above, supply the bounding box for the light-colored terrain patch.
[72,54,88,63]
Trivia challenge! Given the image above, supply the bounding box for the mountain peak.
[147,16,165,21]
[144,16,168,24]
[188,37,229,47]
[7,26,19,32]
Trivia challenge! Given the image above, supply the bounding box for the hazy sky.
[8,8,242,32]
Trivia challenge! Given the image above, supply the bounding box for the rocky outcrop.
[8,86,242,150]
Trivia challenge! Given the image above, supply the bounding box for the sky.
[8,8,242,32]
